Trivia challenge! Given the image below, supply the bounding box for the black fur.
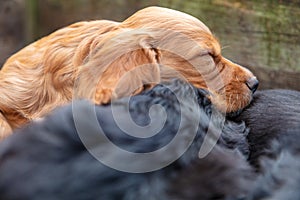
[232,89,300,200]
[233,89,300,169]
[247,131,300,200]
[0,80,252,200]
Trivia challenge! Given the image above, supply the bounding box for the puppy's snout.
[246,77,259,93]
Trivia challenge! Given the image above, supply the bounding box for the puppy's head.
[77,7,258,114]
[121,6,259,114]
[154,29,257,115]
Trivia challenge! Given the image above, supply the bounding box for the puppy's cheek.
[216,74,253,113]
[206,90,227,113]
[224,85,252,113]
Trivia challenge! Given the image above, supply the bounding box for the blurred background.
[0,0,299,90]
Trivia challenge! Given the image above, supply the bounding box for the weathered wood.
[35,0,300,90]
[246,65,300,90]
[0,0,25,67]
[25,0,38,44]
[159,0,300,71]
[36,0,158,38]
[159,0,300,90]
[1,0,299,90]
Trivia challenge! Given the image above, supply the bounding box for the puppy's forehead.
[123,6,211,34]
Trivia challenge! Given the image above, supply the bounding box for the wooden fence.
[1,0,299,90]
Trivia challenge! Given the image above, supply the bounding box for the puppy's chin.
[207,91,253,117]
[227,95,255,118]
[226,95,254,118]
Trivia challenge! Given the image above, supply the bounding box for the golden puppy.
[0,6,258,137]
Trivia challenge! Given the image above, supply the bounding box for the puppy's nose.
[246,77,259,93]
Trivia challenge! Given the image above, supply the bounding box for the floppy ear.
[94,44,161,104]
[75,30,161,104]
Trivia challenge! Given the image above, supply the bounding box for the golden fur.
[0,6,257,138]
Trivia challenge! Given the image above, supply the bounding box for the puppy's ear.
[75,30,161,104]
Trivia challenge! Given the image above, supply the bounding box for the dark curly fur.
[233,89,300,169]
[247,130,300,200]
[231,89,300,199]
[0,80,253,200]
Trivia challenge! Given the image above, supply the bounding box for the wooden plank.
[25,0,39,44]
[247,65,300,91]
[0,0,25,67]
[1,0,299,90]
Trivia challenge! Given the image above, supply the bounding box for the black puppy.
[233,89,300,199]
[233,89,300,169]
[0,80,253,200]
